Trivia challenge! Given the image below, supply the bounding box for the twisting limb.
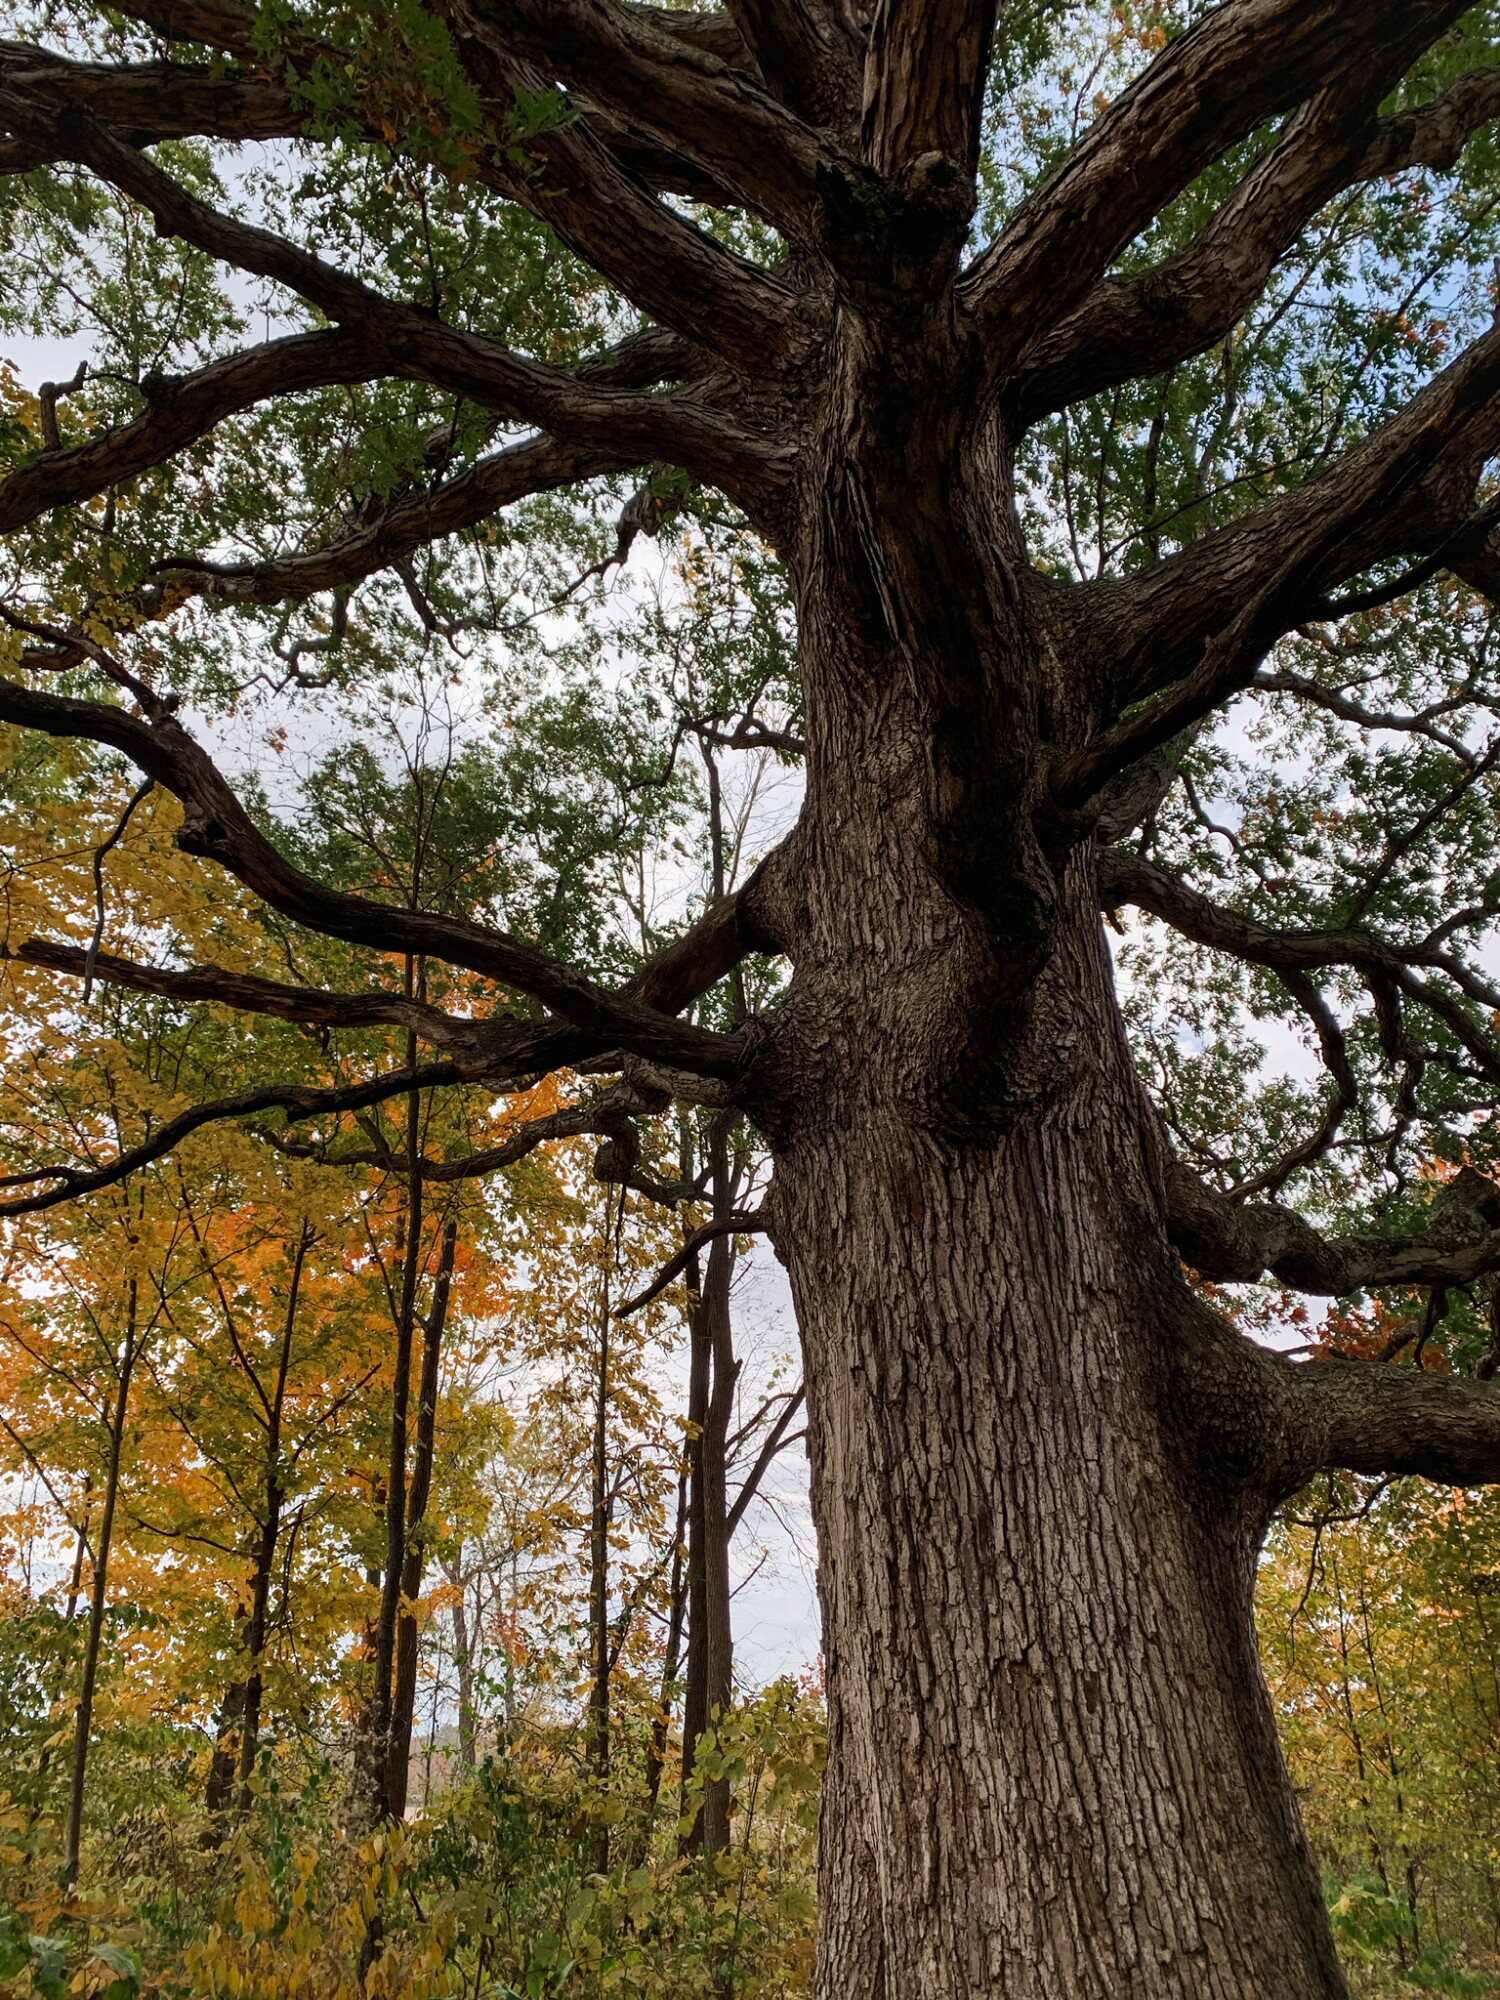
[1011,53,1500,423]
[1165,1157,1500,1292]
[257,1082,670,1185]
[0,86,789,507]
[0,1062,476,1217]
[1252,667,1480,766]
[8,937,504,1058]
[1098,845,1500,1087]
[144,432,642,611]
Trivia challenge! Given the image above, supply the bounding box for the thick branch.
[861,0,996,176]
[1013,57,1500,423]
[964,0,1469,371]
[445,0,870,248]
[1166,1157,1500,1293]
[1288,1351,1500,1485]
[0,677,746,1078]
[0,328,388,534]
[149,431,639,610]
[721,1,858,127]
[0,40,300,142]
[439,34,807,373]
[1085,316,1500,711]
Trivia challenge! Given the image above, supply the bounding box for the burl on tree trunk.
[13,3,1500,1997]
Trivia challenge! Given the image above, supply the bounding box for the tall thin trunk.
[588,1191,615,1875]
[63,1279,138,1889]
[645,1466,689,1824]
[235,1226,309,1808]
[681,1122,738,1858]
[387,1217,457,1820]
[367,1010,425,1826]
[447,1553,477,1771]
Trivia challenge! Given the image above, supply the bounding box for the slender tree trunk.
[235,1226,308,1808]
[387,1218,457,1820]
[447,1554,477,1772]
[680,1123,739,1858]
[366,1020,425,1826]
[644,1466,689,1827]
[588,1192,615,1875]
[63,1280,138,1889]
[203,1682,244,1819]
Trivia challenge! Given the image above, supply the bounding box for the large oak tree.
[9,0,1500,1992]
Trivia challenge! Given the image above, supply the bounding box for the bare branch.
[615,1209,767,1316]
[0,1061,475,1217]
[727,1383,805,1535]
[1099,845,1500,1087]
[9,936,505,1057]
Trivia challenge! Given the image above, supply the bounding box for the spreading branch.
[964,0,1470,371]
[0,675,746,1078]
[0,83,787,506]
[1011,56,1500,424]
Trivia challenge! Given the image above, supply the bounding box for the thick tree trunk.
[751,434,1349,1993]
[769,891,1342,1996]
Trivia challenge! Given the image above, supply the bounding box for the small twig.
[82,778,155,1004]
